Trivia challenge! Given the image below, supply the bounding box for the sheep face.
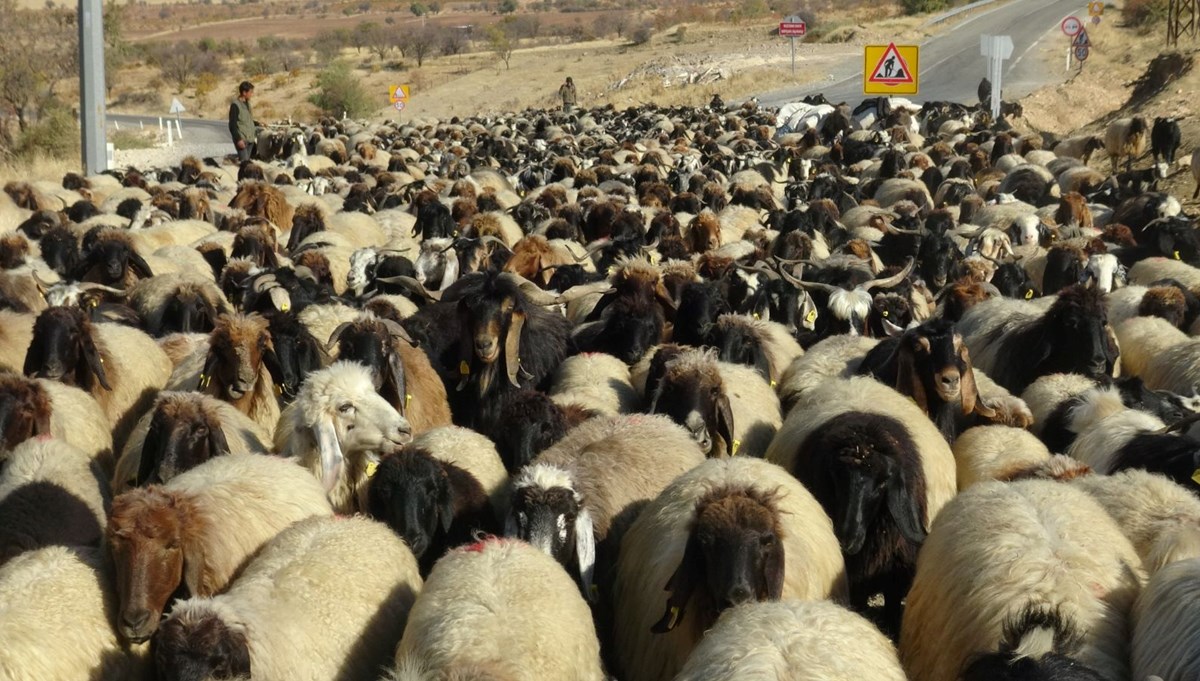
[867,293,912,338]
[992,263,1039,300]
[266,315,324,401]
[365,448,452,560]
[23,307,110,392]
[201,314,278,403]
[160,286,220,336]
[1082,254,1125,294]
[0,374,51,450]
[713,320,771,381]
[898,323,985,415]
[38,226,79,276]
[79,233,153,286]
[917,232,959,291]
[647,351,734,457]
[415,238,458,291]
[505,464,594,593]
[346,248,378,296]
[1039,286,1118,380]
[652,487,784,633]
[493,391,569,473]
[107,488,188,643]
[137,396,231,486]
[154,605,251,681]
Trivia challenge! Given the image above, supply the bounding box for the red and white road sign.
[1061,16,1083,36]
[780,20,806,37]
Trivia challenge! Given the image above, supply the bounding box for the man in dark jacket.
[559,76,577,113]
[229,81,256,162]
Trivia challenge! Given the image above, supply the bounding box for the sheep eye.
[338,403,354,414]
[759,534,776,547]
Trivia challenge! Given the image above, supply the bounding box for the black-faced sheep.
[153,515,422,681]
[106,454,333,643]
[899,480,1144,681]
[0,371,113,470]
[612,457,847,681]
[128,272,233,337]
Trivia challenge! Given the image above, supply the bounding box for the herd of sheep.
[1,93,1199,681]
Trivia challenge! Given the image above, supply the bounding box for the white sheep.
[1020,372,1103,438]
[1071,469,1200,575]
[612,457,847,681]
[774,334,880,415]
[675,599,907,681]
[1129,255,1200,290]
[1064,387,1164,473]
[952,424,1053,489]
[899,480,1145,681]
[0,546,146,680]
[411,425,510,516]
[154,515,422,681]
[716,359,783,458]
[274,361,412,513]
[548,351,639,415]
[1114,316,1197,394]
[390,538,605,681]
[1131,557,1200,681]
[1105,117,1149,173]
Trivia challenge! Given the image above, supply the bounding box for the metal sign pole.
[78,0,108,174]
[791,37,796,77]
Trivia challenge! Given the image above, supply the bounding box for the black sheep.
[1151,116,1181,165]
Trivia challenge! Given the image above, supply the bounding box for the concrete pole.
[990,37,1002,120]
[78,0,108,174]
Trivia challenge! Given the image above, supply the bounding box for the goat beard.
[474,360,500,397]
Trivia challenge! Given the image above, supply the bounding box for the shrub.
[1123,0,1169,28]
[900,0,949,14]
[15,105,77,160]
[629,21,653,44]
[308,61,373,117]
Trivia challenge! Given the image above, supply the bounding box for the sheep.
[365,444,497,575]
[572,258,672,365]
[0,371,114,469]
[548,352,639,415]
[0,308,34,372]
[1070,469,1200,576]
[1020,372,1100,440]
[1113,316,1197,394]
[774,335,881,414]
[952,425,1053,489]
[1131,557,1200,681]
[106,453,334,643]
[166,312,283,436]
[73,228,155,289]
[1151,117,1181,166]
[154,515,421,681]
[675,599,907,681]
[112,391,272,493]
[228,181,294,231]
[23,305,172,450]
[411,425,509,515]
[0,437,110,565]
[274,361,413,514]
[766,375,956,636]
[1053,135,1105,164]
[612,457,847,681]
[710,314,804,387]
[899,480,1145,681]
[957,285,1119,394]
[128,271,233,337]
[1105,117,1149,173]
[507,413,705,598]
[1129,255,1200,290]
[325,314,453,436]
[0,546,146,680]
[389,538,605,681]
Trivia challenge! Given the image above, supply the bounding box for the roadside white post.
[979,34,1013,120]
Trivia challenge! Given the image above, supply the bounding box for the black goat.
[264,312,325,402]
[1151,117,1181,165]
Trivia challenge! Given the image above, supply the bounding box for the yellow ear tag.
[1175,250,1182,261]
[731,439,742,456]
[881,310,889,318]
[1192,469,1200,485]
[805,310,817,324]
[753,313,760,320]
[274,384,284,396]
[199,373,210,389]
[90,299,99,308]
[459,361,470,376]
[281,302,291,312]
[365,461,379,479]
[770,379,777,388]
[1025,290,1034,300]
[667,606,681,629]
[405,393,413,409]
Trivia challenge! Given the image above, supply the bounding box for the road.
[759,0,1090,108]
[108,113,229,144]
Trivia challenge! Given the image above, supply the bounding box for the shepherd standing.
[228,81,257,162]
[559,76,577,113]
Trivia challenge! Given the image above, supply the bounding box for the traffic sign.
[1073,29,1090,47]
[980,34,1013,59]
[780,15,806,37]
[389,84,410,103]
[864,43,918,95]
[1091,15,1101,25]
[1075,45,1090,61]
[169,98,186,114]
[393,100,406,111]
[1088,1,1104,16]
[1061,16,1083,36]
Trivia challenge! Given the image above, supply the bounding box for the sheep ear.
[128,250,154,279]
[32,401,50,438]
[762,534,785,601]
[261,345,285,389]
[574,507,597,602]
[199,350,220,394]
[440,251,460,291]
[438,473,456,534]
[714,392,735,456]
[961,346,996,419]
[21,338,42,378]
[896,343,928,413]
[752,348,772,384]
[206,422,231,459]
[81,336,111,391]
[505,310,526,388]
[886,460,927,545]
[651,532,702,634]
[221,625,252,678]
[312,415,344,495]
[388,349,407,417]
[137,414,167,486]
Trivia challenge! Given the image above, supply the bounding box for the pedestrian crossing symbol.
[863,43,919,95]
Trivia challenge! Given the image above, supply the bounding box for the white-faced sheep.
[899,480,1144,681]
[0,437,110,565]
[23,305,172,450]
[389,538,606,681]
[766,375,957,636]
[675,599,907,681]
[612,457,847,681]
[274,361,412,513]
[1131,557,1200,681]
[105,454,333,643]
[112,391,272,493]
[153,515,422,681]
[506,413,705,598]
[1105,116,1149,173]
[0,371,114,470]
[0,546,145,680]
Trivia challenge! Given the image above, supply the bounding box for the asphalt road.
[108,113,230,144]
[759,0,1092,108]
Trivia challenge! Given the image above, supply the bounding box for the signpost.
[863,43,919,95]
[1061,15,1083,36]
[980,34,1014,120]
[779,15,807,77]
[1061,16,1085,70]
[1088,1,1104,16]
[388,84,410,103]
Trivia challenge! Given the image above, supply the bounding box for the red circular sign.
[1062,16,1083,36]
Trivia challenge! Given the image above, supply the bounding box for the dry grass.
[0,154,79,187]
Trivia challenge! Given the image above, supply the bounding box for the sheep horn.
[375,275,443,302]
[1159,411,1200,435]
[79,282,129,297]
[498,272,562,306]
[478,235,510,249]
[378,318,417,346]
[888,225,923,235]
[734,261,780,280]
[30,269,53,294]
[326,321,354,353]
[863,257,915,291]
[574,239,612,262]
[558,282,615,304]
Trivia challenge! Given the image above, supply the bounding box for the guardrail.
[920,0,1003,28]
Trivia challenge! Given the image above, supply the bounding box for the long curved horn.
[375,275,443,302]
[326,321,355,353]
[378,317,417,346]
[574,239,611,262]
[864,257,915,291]
[498,272,562,306]
[735,261,781,281]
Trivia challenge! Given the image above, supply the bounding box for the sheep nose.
[121,609,152,636]
[940,374,960,390]
[725,583,753,607]
[475,338,496,355]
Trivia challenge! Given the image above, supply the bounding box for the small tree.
[485,24,513,70]
[193,71,219,109]
[308,61,372,118]
[408,26,436,66]
[410,1,425,15]
[498,0,517,13]
[439,26,467,56]
[157,41,202,92]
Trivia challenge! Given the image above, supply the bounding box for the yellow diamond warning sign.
[863,43,919,95]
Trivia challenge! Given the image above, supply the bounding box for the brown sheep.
[228,182,294,232]
[1054,191,1092,229]
[687,211,722,254]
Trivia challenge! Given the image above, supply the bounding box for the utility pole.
[1168,0,1197,47]
[78,0,108,174]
